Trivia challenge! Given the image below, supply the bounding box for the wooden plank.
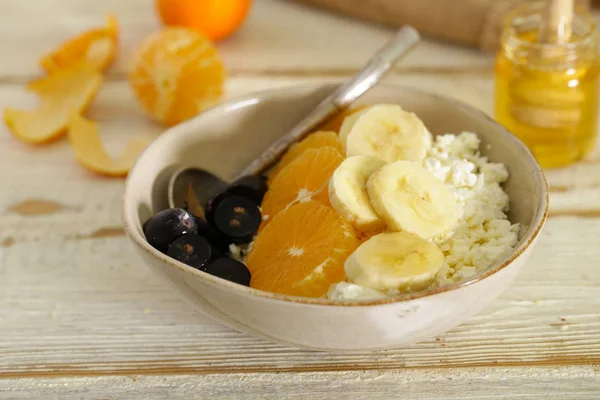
[545,163,600,216]
[1,367,600,400]
[0,0,494,80]
[1,216,599,376]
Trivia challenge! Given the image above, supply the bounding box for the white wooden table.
[1,1,599,398]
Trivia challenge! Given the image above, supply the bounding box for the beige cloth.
[292,0,591,52]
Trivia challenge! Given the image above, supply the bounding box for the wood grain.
[2,0,600,396]
[0,0,495,80]
[1,367,600,399]
[1,217,599,377]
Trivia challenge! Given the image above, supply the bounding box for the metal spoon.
[168,26,420,211]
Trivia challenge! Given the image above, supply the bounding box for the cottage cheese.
[327,282,393,301]
[327,131,520,300]
[230,242,252,263]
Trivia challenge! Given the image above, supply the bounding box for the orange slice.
[128,27,226,126]
[67,114,150,177]
[39,14,119,73]
[4,62,102,144]
[247,201,359,298]
[260,146,344,224]
[318,105,369,133]
[267,130,342,183]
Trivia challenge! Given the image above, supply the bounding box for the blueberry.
[212,196,261,244]
[204,257,251,286]
[196,218,232,253]
[225,175,268,205]
[167,233,212,270]
[143,208,198,253]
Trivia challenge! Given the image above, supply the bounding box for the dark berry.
[225,175,268,205]
[196,218,232,253]
[204,192,228,227]
[210,246,225,261]
[204,257,251,286]
[167,234,212,270]
[213,196,261,244]
[143,208,197,253]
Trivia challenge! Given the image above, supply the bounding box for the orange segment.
[247,201,359,298]
[3,62,102,144]
[357,226,387,243]
[260,146,344,223]
[67,114,150,177]
[128,27,226,126]
[267,130,342,183]
[39,14,119,73]
[318,105,370,133]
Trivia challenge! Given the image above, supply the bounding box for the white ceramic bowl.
[122,83,548,351]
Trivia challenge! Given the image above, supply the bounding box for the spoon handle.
[234,26,420,179]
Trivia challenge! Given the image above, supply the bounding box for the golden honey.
[494,2,599,168]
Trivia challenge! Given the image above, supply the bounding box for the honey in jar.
[494,1,599,168]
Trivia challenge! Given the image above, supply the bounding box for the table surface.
[1,0,600,398]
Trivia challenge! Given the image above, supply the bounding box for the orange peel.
[39,14,119,73]
[3,62,102,144]
[67,114,149,177]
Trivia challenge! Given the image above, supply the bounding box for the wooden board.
[2,368,600,399]
[1,0,600,398]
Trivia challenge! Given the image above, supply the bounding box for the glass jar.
[494,1,599,168]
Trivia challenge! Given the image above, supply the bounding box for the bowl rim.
[122,82,549,307]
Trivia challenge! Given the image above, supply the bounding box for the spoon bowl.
[167,166,227,213]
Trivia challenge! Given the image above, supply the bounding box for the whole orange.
[156,0,252,41]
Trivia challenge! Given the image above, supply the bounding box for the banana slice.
[328,155,387,232]
[341,104,431,163]
[339,106,369,144]
[345,232,444,292]
[367,160,458,238]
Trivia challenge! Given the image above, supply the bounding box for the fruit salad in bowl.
[122,84,547,350]
[139,103,521,301]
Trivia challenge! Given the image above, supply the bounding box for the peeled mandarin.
[128,27,226,126]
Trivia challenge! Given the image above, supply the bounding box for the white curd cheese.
[327,282,391,301]
[230,242,253,263]
[328,131,520,300]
